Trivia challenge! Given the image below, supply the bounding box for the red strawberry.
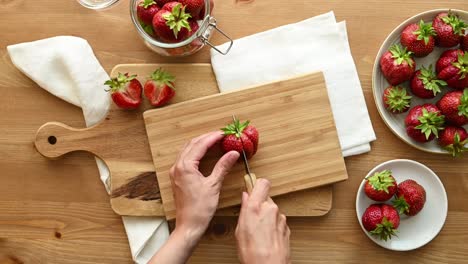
[405,104,445,143]
[362,204,400,241]
[156,0,174,7]
[380,44,416,85]
[438,126,468,157]
[179,0,204,19]
[462,34,468,51]
[410,65,447,99]
[400,20,436,57]
[137,0,160,25]
[364,170,398,201]
[393,179,426,216]
[152,3,193,42]
[436,49,468,89]
[105,73,142,110]
[144,68,176,107]
[161,1,181,11]
[437,89,468,126]
[197,0,214,20]
[382,86,412,114]
[432,12,467,48]
[221,120,258,159]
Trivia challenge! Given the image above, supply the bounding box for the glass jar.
[130,0,233,57]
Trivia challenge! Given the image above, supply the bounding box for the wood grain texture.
[145,72,348,220]
[1,0,468,263]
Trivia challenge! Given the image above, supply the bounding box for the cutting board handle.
[35,122,99,159]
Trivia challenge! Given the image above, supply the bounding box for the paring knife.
[232,115,257,194]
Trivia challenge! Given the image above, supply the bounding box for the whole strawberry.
[437,89,468,126]
[179,0,205,19]
[393,179,426,216]
[438,126,468,157]
[462,34,468,51]
[144,68,176,107]
[105,73,143,110]
[400,20,436,57]
[405,104,445,143]
[362,204,400,241]
[221,120,259,159]
[152,3,193,42]
[432,12,467,48]
[137,0,160,25]
[364,170,398,201]
[436,49,468,89]
[383,86,412,114]
[380,44,416,85]
[410,65,446,99]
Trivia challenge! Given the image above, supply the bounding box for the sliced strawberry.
[105,73,142,110]
[144,68,176,107]
[221,119,258,159]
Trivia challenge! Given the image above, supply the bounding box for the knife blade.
[232,115,257,193]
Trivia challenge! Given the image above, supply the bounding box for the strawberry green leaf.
[366,170,395,193]
[458,89,468,118]
[444,132,468,158]
[369,217,398,241]
[104,73,137,92]
[162,3,192,39]
[418,65,446,96]
[221,119,251,138]
[385,86,412,113]
[414,19,436,45]
[415,108,445,139]
[452,53,468,80]
[149,68,175,89]
[140,21,154,35]
[389,44,414,67]
[393,197,410,215]
[139,0,157,8]
[441,11,468,36]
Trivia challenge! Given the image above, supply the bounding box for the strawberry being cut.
[393,179,426,216]
[380,44,416,85]
[137,0,160,25]
[364,170,398,202]
[383,86,412,114]
[179,0,204,20]
[400,20,436,57]
[438,126,468,157]
[436,49,468,90]
[362,204,400,241]
[105,73,143,110]
[221,120,259,159]
[432,12,467,48]
[437,89,468,126]
[144,68,176,107]
[405,104,445,143]
[410,65,447,99]
[152,3,194,42]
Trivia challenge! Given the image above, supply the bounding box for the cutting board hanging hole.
[48,136,57,145]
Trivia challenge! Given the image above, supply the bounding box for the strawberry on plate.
[179,0,204,19]
[144,68,176,107]
[405,104,445,143]
[364,170,398,202]
[105,73,143,110]
[436,49,468,90]
[393,179,426,216]
[437,89,468,126]
[152,3,194,42]
[383,86,412,114]
[410,65,446,99]
[438,126,468,157]
[137,0,160,25]
[362,204,400,241]
[432,11,467,48]
[380,44,416,85]
[221,119,259,159]
[400,20,436,57]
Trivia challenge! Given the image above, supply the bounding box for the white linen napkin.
[7,36,167,264]
[211,11,376,156]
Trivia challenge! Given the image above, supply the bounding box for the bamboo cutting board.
[144,72,348,220]
[35,64,335,218]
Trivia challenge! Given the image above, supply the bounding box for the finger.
[175,141,190,161]
[183,131,224,162]
[210,151,240,184]
[278,214,287,235]
[249,178,271,204]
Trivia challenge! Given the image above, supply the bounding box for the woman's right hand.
[235,179,291,264]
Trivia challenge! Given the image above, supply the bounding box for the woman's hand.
[235,179,291,264]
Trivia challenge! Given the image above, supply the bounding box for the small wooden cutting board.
[144,72,348,220]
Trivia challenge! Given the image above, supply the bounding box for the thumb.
[210,151,240,185]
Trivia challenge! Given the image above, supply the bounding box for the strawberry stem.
[415,108,445,139]
[392,197,410,215]
[104,73,137,92]
[414,19,436,45]
[444,132,468,157]
[385,86,412,112]
[441,11,468,36]
[418,65,446,96]
[458,89,468,118]
[149,68,175,89]
[366,170,395,193]
[221,119,250,138]
[162,3,192,39]
[369,217,398,241]
[389,44,414,67]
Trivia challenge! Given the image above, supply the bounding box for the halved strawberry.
[144,68,176,107]
[105,73,143,110]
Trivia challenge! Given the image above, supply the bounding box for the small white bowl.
[356,159,448,251]
[372,9,468,154]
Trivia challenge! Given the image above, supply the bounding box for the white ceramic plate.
[372,9,468,154]
[356,159,448,251]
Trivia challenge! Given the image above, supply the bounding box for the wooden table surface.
[0,0,467,263]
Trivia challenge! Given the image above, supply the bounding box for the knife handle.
[244,173,257,194]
